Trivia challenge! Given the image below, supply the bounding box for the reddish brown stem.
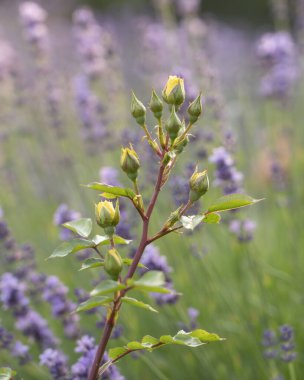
[87,163,166,380]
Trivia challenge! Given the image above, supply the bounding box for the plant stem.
[87,162,166,380]
[289,363,297,380]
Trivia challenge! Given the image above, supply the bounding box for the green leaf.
[0,368,16,380]
[79,258,104,271]
[207,194,262,213]
[121,296,158,313]
[85,183,136,199]
[203,213,221,224]
[109,347,128,360]
[48,239,94,259]
[129,271,171,293]
[127,341,145,350]
[92,235,132,247]
[106,328,224,370]
[180,215,204,230]
[122,258,147,269]
[76,296,112,312]
[141,335,160,347]
[62,218,92,238]
[90,280,126,296]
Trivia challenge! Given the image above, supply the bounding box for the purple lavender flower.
[209,146,243,194]
[99,166,120,186]
[12,341,31,365]
[19,2,49,54]
[0,272,29,312]
[53,204,81,240]
[0,326,13,349]
[176,0,201,16]
[229,219,257,243]
[71,335,97,380]
[39,348,69,379]
[43,276,80,338]
[256,31,298,99]
[16,310,58,349]
[151,281,180,306]
[140,245,172,274]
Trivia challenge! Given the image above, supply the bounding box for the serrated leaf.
[100,192,118,199]
[79,258,104,271]
[141,335,159,347]
[203,213,221,224]
[92,235,132,247]
[121,296,158,313]
[207,194,262,213]
[90,280,126,296]
[122,258,147,269]
[181,215,204,230]
[127,341,145,350]
[105,328,224,371]
[109,347,128,360]
[85,183,136,199]
[49,239,94,259]
[76,296,112,312]
[62,218,92,238]
[0,367,16,380]
[190,329,223,342]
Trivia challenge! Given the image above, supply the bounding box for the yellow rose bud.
[162,75,185,106]
[120,146,140,182]
[95,200,120,233]
[189,168,209,202]
[104,248,123,280]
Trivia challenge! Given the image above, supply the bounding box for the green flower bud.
[131,91,146,126]
[149,89,163,119]
[187,93,203,124]
[162,75,185,106]
[120,146,140,182]
[104,248,123,280]
[95,200,120,231]
[165,106,182,142]
[174,125,188,154]
[189,168,209,202]
[163,205,183,229]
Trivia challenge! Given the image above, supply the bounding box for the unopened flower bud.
[187,93,202,123]
[165,106,182,142]
[162,75,185,106]
[131,91,146,126]
[95,200,120,234]
[163,206,183,229]
[120,146,140,182]
[174,125,188,154]
[189,168,209,202]
[104,248,123,280]
[149,90,163,119]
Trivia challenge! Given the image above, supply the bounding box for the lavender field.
[0,1,303,379]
